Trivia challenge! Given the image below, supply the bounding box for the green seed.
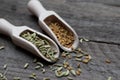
[24,63,29,69]
[3,64,7,70]
[75,58,82,62]
[79,38,83,43]
[36,62,44,67]
[35,66,41,70]
[55,70,63,77]
[108,77,112,80]
[43,78,50,80]
[33,73,36,76]
[70,70,76,76]
[57,67,63,71]
[20,31,57,61]
[67,77,73,80]
[0,46,5,50]
[63,70,69,76]
[42,68,46,73]
[54,64,63,67]
[83,38,89,42]
[33,58,37,63]
[29,73,37,80]
[13,77,20,80]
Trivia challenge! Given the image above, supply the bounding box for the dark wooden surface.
[0,0,120,80]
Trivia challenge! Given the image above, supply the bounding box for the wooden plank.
[0,0,120,80]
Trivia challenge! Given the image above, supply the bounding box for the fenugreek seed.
[67,77,73,80]
[105,59,111,63]
[61,53,66,57]
[3,64,7,70]
[76,69,81,75]
[0,46,5,50]
[84,54,91,59]
[24,63,29,69]
[13,77,20,80]
[43,78,50,80]
[76,54,83,58]
[67,66,73,70]
[49,22,74,48]
[64,62,69,66]
[77,63,81,68]
[35,66,41,70]
[82,59,89,64]
[70,70,76,76]
[77,48,81,52]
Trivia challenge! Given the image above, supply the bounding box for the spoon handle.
[0,18,15,36]
[28,0,47,17]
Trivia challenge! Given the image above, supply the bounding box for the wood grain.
[0,0,120,80]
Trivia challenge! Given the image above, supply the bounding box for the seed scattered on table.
[29,73,37,80]
[3,64,7,70]
[24,63,29,69]
[0,46,5,50]
[108,77,112,80]
[105,59,111,63]
[13,77,20,80]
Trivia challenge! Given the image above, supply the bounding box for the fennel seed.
[24,63,29,69]
[3,64,7,70]
[0,46,5,50]
[13,77,20,80]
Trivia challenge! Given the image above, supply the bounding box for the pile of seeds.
[20,31,57,61]
[49,22,74,48]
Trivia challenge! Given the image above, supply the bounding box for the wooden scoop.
[0,18,60,63]
[28,0,79,52]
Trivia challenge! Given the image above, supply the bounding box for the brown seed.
[82,59,89,64]
[67,55,72,59]
[105,59,111,63]
[63,64,68,68]
[48,22,74,48]
[67,66,73,70]
[76,69,81,75]
[77,63,81,68]
[85,54,92,60]
[61,53,66,57]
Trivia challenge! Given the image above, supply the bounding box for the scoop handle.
[0,18,15,36]
[28,0,47,17]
